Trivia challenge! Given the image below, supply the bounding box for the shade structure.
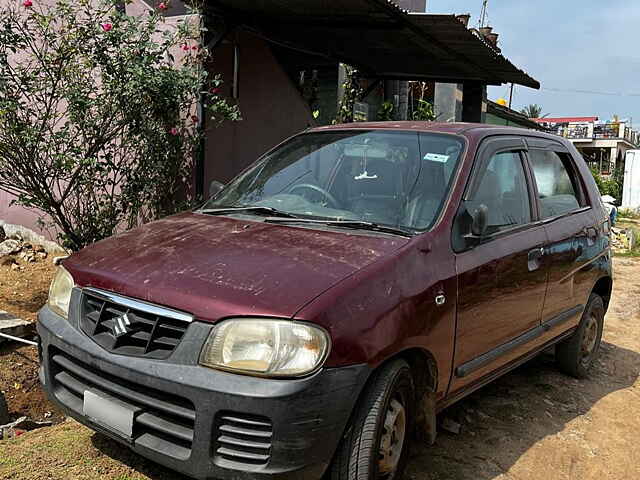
[204,0,540,88]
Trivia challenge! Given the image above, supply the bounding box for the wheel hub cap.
[378,398,406,476]
[581,313,598,365]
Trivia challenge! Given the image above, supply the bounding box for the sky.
[427,0,640,124]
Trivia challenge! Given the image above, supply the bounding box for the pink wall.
[0,190,54,238]
[204,32,316,184]
[0,0,190,238]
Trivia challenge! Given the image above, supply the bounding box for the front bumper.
[38,299,370,480]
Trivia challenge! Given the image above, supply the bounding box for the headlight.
[48,266,74,318]
[200,319,330,377]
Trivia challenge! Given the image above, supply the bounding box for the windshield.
[202,130,465,231]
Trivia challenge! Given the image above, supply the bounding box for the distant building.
[534,117,639,175]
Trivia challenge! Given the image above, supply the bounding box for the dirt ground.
[0,254,64,424]
[0,254,55,323]
[0,256,639,479]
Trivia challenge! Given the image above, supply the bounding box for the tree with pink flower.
[0,0,240,250]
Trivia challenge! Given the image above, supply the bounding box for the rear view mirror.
[209,180,225,198]
[471,204,489,237]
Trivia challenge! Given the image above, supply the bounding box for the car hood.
[63,212,408,322]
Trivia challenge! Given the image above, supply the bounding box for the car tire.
[556,293,605,378]
[330,359,415,480]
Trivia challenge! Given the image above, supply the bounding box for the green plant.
[0,0,239,250]
[377,101,395,121]
[590,167,623,200]
[334,64,363,124]
[412,99,436,121]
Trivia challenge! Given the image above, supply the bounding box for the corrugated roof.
[204,0,540,88]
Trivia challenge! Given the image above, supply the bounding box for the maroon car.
[39,122,612,480]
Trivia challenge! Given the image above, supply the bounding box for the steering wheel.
[288,183,340,209]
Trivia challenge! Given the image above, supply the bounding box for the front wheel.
[556,293,605,378]
[330,360,415,480]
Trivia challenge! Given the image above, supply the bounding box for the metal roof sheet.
[205,0,540,88]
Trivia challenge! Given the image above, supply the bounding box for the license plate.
[83,390,139,438]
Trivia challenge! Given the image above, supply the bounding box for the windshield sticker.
[424,153,449,163]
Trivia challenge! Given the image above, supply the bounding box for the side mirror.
[209,180,225,198]
[471,204,489,238]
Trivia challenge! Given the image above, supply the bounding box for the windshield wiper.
[264,217,412,237]
[197,206,299,219]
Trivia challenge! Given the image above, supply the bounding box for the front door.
[449,139,548,395]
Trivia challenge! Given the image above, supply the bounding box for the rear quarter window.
[528,149,586,219]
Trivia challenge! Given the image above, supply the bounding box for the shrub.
[590,167,623,201]
[0,0,239,250]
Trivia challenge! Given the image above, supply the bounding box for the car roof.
[309,121,569,144]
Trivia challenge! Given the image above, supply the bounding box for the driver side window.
[468,151,532,234]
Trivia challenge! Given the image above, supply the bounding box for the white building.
[534,116,639,175]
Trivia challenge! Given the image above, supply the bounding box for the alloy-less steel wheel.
[330,359,414,480]
[556,293,605,378]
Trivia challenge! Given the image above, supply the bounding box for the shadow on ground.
[90,342,639,480]
[406,341,640,480]
[91,433,191,480]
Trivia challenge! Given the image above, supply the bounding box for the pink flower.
[101,23,113,32]
[158,2,167,10]
[191,45,199,51]
[23,0,33,7]
[181,44,190,51]
[169,127,179,136]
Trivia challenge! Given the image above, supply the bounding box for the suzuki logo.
[112,313,132,338]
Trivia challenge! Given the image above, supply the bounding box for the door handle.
[527,247,545,272]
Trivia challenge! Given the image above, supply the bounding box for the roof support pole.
[434,83,463,122]
[196,14,232,198]
[462,81,487,124]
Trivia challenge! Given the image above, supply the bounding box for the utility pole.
[479,0,488,28]
[508,83,514,109]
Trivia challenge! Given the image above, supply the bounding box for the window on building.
[529,150,585,219]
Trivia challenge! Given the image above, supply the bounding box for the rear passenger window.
[469,151,532,233]
[529,150,584,219]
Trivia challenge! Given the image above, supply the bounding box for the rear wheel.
[556,294,604,378]
[330,360,414,480]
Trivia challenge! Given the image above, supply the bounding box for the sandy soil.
[0,257,639,480]
[0,254,63,424]
[0,254,55,323]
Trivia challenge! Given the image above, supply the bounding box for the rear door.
[526,142,599,334]
[450,137,548,394]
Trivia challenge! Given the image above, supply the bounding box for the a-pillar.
[462,82,487,123]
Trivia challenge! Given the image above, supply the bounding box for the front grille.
[50,349,195,460]
[80,288,192,360]
[214,412,273,466]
